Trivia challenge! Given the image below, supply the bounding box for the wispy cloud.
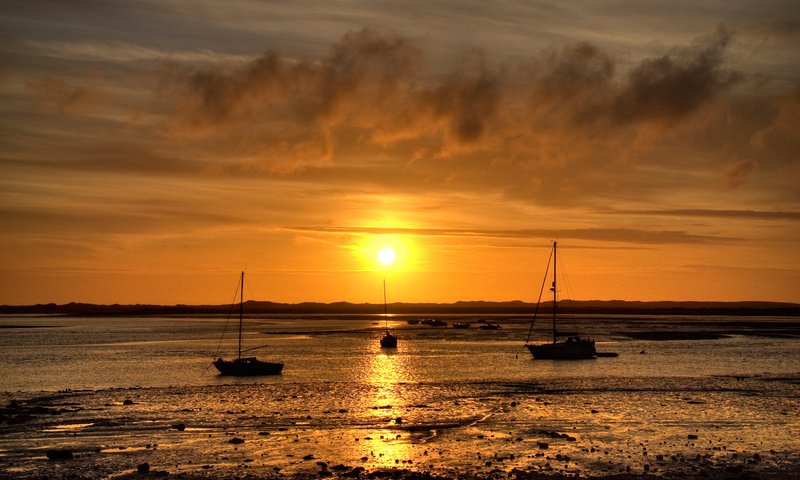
[285,225,730,245]
[24,40,253,65]
[606,208,800,221]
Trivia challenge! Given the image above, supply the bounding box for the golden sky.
[1,1,799,305]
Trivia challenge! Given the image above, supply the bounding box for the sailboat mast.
[383,278,388,333]
[238,271,244,360]
[552,241,557,344]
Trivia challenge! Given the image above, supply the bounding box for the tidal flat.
[1,315,799,479]
[1,375,799,480]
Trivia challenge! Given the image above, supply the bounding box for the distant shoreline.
[2,299,799,316]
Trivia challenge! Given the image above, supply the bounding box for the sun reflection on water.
[351,348,419,468]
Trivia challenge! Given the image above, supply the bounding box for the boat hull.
[527,339,597,360]
[213,357,284,376]
[380,333,398,348]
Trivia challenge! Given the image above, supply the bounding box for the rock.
[688,434,698,440]
[7,414,32,424]
[345,466,366,477]
[538,442,549,449]
[46,449,74,461]
[304,454,315,460]
[395,417,403,424]
[229,437,245,444]
[122,399,134,405]
[137,463,150,474]
[172,423,186,431]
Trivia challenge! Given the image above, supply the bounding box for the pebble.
[46,449,73,461]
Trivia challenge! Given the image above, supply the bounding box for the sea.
[1,314,798,479]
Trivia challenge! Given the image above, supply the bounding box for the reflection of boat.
[213,272,284,376]
[479,323,501,330]
[380,279,397,349]
[453,322,470,329]
[421,318,448,327]
[525,242,597,360]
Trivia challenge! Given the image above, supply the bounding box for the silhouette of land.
[1,299,799,316]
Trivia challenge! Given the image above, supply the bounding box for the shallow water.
[1,314,798,392]
[0,314,798,479]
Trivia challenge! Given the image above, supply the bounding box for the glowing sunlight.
[377,247,397,266]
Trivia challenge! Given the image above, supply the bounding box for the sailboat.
[213,271,284,375]
[379,279,398,348]
[525,241,597,360]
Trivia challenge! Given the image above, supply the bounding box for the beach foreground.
[2,376,798,480]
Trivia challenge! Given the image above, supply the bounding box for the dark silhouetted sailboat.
[525,241,597,360]
[379,279,397,348]
[213,272,284,375]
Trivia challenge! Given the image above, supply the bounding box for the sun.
[377,247,397,266]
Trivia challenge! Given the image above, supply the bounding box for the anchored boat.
[213,272,284,375]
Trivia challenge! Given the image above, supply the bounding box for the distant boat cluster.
[214,242,617,376]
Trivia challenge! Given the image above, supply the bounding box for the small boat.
[406,319,420,325]
[479,323,501,330]
[452,322,470,329]
[525,242,598,360]
[380,332,398,348]
[421,318,448,327]
[213,272,284,375]
[380,279,397,348]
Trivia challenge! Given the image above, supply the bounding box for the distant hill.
[1,300,799,316]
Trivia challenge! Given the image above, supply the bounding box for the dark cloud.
[612,27,741,124]
[537,42,614,100]
[761,19,800,36]
[724,159,756,189]
[422,57,500,143]
[162,27,743,148]
[142,27,796,206]
[169,29,420,130]
[750,85,800,168]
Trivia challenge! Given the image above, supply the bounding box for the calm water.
[0,314,798,392]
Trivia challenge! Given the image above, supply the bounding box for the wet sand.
[2,376,799,480]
